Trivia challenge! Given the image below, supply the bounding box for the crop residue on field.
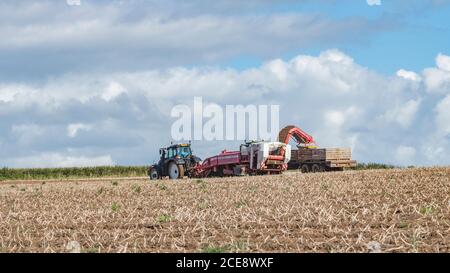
[0,168,449,253]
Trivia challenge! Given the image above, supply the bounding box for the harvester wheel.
[301,165,309,173]
[149,168,159,180]
[168,162,184,179]
[312,164,320,173]
[217,167,224,177]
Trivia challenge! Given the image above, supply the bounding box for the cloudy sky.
[1,0,450,167]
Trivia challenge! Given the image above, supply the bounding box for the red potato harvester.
[191,141,291,178]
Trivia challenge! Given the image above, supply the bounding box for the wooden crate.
[323,148,352,160]
[292,148,352,161]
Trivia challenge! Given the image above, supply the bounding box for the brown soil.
[0,168,448,253]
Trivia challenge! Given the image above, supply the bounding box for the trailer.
[278,125,357,172]
[289,147,357,172]
[191,141,291,178]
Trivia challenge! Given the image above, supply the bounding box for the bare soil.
[0,168,448,253]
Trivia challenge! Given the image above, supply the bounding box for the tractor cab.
[161,144,192,160]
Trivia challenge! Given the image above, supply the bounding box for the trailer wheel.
[149,168,159,180]
[312,164,320,173]
[168,162,184,179]
[301,165,310,173]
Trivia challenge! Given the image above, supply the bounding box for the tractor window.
[177,147,192,157]
[167,148,175,158]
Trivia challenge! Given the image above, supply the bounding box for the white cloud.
[101,82,126,101]
[367,0,382,6]
[396,69,421,82]
[436,53,450,71]
[423,53,450,93]
[0,84,37,102]
[324,111,346,128]
[0,2,448,168]
[66,0,81,6]
[395,146,416,165]
[435,94,450,135]
[423,144,446,163]
[264,59,288,82]
[11,124,45,146]
[320,49,354,65]
[5,153,114,168]
[2,50,450,167]
[384,99,421,128]
[67,123,93,138]
[0,1,390,79]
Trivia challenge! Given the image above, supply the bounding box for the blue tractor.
[148,143,201,180]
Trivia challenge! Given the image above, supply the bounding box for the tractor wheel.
[312,164,320,173]
[149,168,159,180]
[301,165,310,173]
[168,162,185,180]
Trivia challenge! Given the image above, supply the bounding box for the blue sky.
[225,0,450,74]
[1,0,450,167]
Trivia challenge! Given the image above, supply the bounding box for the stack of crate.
[293,148,352,161]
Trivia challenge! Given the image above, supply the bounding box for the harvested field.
[0,168,449,253]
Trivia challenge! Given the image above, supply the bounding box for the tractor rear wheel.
[149,168,159,180]
[168,162,185,179]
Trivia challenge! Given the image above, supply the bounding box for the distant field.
[0,166,148,181]
[0,167,448,253]
[0,163,396,181]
